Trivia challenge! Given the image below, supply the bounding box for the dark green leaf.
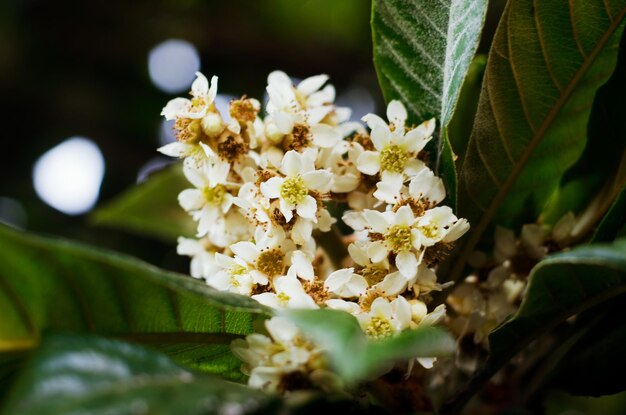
[1,333,277,415]
[455,0,626,280]
[91,163,195,242]
[371,0,489,208]
[592,184,626,242]
[541,27,626,234]
[288,309,455,384]
[443,238,626,410]
[0,224,270,380]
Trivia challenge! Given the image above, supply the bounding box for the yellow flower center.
[190,96,207,112]
[385,225,413,253]
[280,176,308,205]
[277,292,291,305]
[419,223,439,240]
[379,144,409,174]
[174,118,202,143]
[365,316,393,340]
[361,265,388,286]
[255,249,285,277]
[203,185,227,206]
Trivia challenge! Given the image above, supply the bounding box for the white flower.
[161,72,218,121]
[408,168,446,205]
[260,150,332,222]
[414,206,469,248]
[205,210,256,249]
[324,268,368,298]
[357,100,435,187]
[363,206,422,279]
[231,316,338,393]
[357,296,412,339]
[208,253,258,295]
[178,159,234,236]
[176,237,220,279]
[252,273,318,310]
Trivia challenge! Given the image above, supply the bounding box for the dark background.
[0,0,381,269]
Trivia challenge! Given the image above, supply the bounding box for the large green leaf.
[542,26,626,233]
[288,309,455,384]
[456,0,626,279]
[1,334,278,415]
[0,224,270,380]
[443,238,626,411]
[371,0,489,208]
[91,163,195,242]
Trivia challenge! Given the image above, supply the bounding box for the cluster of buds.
[158,71,469,391]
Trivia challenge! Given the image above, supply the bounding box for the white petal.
[363,209,389,233]
[356,151,381,175]
[260,177,283,199]
[230,241,260,264]
[157,142,189,158]
[361,113,387,130]
[396,251,418,279]
[291,218,313,245]
[265,316,299,343]
[191,72,209,97]
[209,160,231,187]
[302,170,333,192]
[178,189,204,211]
[443,219,470,242]
[394,205,415,227]
[296,195,317,220]
[324,268,352,291]
[370,297,392,319]
[281,150,302,177]
[274,111,296,134]
[279,199,294,222]
[176,237,203,256]
[417,357,436,369]
[348,243,369,266]
[367,241,388,263]
[370,127,391,151]
[297,74,329,95]
[311,124,341,148]
[374,173,403,204]
[252,292,281,309]
[375,272,407,296]
[307,106,333,124]
[386,100,407,129]
[342,211,367,231]
[291,250,314,281]
[404,118,436,152]
[391,296,412,330]
[207,75,218,103]
[182,163,207,189]
[161,98,190,120]
[325,299,361,314]
[267,70,292,87]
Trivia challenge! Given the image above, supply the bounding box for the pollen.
[419,223,439,240]
[365,316,393,340]
[379,144,409,174]
[277,292,291,305]
[203,185,227,206]
[217,131,249,163]
[283,124,312,151]
[256,249,285,277]
[230,97,258,123]
[361,265,388,286]
[280,176,308,205]
[174,118,202,143]
[385,225,413,253]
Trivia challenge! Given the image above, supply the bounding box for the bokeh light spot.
[33,137,105,215]
[148,39,201,94]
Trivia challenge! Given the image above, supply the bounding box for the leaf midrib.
[454,6,626,282]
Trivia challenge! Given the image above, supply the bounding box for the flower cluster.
[158,71,469,389]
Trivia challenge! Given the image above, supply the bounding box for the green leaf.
[541,27,626,234]
[91,164,195,242]
[443,238,626,411]
[371,0,489,209]
[288,309,455,384]
[1,333,277,415]
[592,184,626,242]
[0,224,271,380]
[456,0,626,279]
